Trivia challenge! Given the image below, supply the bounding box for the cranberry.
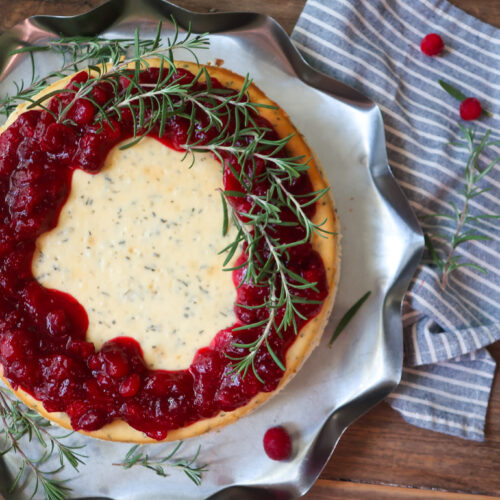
[139,67,169,86]
[191,348,222,416]
[40,354,84,382]
[215,363,260,411]
[234,282,269,325]
[102,347,129,378]
[263,426,292,460]
[0,329,35,360]
[0,228,13,256]
[171,68,195,85]
[69,71,89,87]
[34,111,56,139]
[91,82,113,106]
[84,378,104,400]
[459,97,482,121]
[119,73,133,90]
[14,111,40,138]
[420,33,444,56]
[0,129,22,177]
[46,309,68,336]
[66,339,94,359]
[119,373,141,397]
[68,99,95,126]
[40,123,77,155]
[10,163,45,185]
[6,359,39,386]
[74,408,109,431]
[144,371,184,396]
[156,117,189,150]
[6,182,41,215]
[87,353,101,371]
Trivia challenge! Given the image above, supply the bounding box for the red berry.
[102,348,129,378]
[459,97,482,121]
[420,33,444,56]
[68,99,95,126]
[46,309,68,336]
[40,123,77,154]
[263,426,292,461]
[119,373,141,397]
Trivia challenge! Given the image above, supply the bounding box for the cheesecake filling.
[33,138,237,371]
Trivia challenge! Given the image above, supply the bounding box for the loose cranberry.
[420,33,444,56]
[119,373,141,397]
[263,426,292,461]
[459,97,482,121]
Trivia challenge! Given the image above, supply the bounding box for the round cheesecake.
[0,60,340,442]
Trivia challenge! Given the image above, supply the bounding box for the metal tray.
[0,1,423,498]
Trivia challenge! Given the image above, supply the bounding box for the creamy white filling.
[33,137,238,371]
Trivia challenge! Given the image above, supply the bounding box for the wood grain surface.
[0,1,498,499]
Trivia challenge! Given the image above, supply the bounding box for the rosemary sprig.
[3,20,333,379]
[328,291,371,346]
[114,442,207,486]
[0,387,86,500]
[423,125,500,288]
[0,18,210,119]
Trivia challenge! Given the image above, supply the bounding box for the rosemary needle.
[114,442,207,486]
[328,291,371,346]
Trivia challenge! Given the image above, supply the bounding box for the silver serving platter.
[0,1,423,498]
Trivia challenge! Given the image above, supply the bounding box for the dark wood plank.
[0,0,105,33]
[307,479,500,500]
[450,1,500,28]
[0,0,498,35]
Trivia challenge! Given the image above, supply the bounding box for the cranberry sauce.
[0,68,328,440]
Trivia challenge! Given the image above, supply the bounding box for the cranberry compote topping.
[0,69,329,439]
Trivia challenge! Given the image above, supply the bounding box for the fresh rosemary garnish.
[0,386,86,500]
[114,442,207,486]
[0,19,209,120]
[2,19,332,381]
[328,291,371,346]
[423,125,500,288]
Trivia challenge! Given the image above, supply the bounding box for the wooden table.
[1,1,499,498]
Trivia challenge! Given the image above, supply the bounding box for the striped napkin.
[291,0,500,441]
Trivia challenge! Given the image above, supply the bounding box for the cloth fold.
[292,0,499,440]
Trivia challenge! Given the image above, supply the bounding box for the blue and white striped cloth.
[292,0,500,440]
